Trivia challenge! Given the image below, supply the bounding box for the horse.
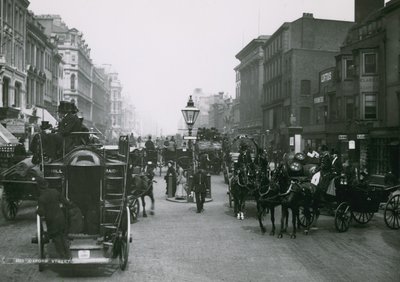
[270,163,315,239]
[230,163,258,220]
[256,168,282,235]
[129,166,156,218]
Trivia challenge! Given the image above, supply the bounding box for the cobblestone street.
[1,172,399,281]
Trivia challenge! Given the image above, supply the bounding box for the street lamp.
[181,95,200,138]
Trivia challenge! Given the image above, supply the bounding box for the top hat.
[40,121,51,130]
[58,101,72,113]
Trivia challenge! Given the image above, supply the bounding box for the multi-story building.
[327,0,400,177]
[261,13,353,151]
[91,66,108,132]
[208,92,233,134]
[235,35,269,144]
[36,15,94,125]
[0,0,29,132]
[109,71,122,135]
[25,11,60,125]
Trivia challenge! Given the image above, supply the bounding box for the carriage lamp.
[181,95,200,137]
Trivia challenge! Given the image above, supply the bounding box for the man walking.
[193,168,208,213]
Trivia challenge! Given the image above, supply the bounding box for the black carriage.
[195,140,223,175]
[383,185,400,229]
[225,135,258,208]
[30,135,132,271]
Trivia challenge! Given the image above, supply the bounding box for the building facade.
[0,0,29,127]
[261,13,354,151]
[327,0,400,177]
[235,36,269,144]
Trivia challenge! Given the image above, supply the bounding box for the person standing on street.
[193,168,208,213]
[36,176,71,259]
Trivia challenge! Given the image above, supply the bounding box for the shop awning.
[22,107,58,127]
[0,123,18,144]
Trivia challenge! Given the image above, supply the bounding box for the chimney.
[355,0,384,23]
[302,13,314,18]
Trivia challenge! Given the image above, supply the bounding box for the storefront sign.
[289,137,294,146]
[313,96,324,104]
[360,76,379,92]
[338,135,348,140]
[349,140,355,149]
[357,134,367,139]
[320,71,332,83]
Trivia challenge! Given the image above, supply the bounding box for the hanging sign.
[349,140,356,149]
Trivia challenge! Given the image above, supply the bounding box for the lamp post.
[181,95,200,201]
[181,95,200,143]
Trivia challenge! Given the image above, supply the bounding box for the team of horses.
[229,152,327,239]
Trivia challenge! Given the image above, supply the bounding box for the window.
[300,80,311,96]
[364,93,377,119]
[344,59,354,79]
[363,53,377,75]
[70,74,76,90]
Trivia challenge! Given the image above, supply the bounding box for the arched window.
[70,74,76,90]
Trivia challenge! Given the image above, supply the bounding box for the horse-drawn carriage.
[27,135,132,271]
[195,140,223,175]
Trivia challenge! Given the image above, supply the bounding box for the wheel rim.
[2,197,18,220]
[37,215,45,271]
[128,197,139,221]
[119,207,130,270]
[352,211,374,224]
[298,206,314,227]
[384,194,400,230]
[335,202,351,232]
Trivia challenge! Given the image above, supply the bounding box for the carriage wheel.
[1,197,19,220]
[335,202,351,232]
[128,197,140,222]
[384,194,400,230]
[351,211,374,224]
[119,207,130,270]
[297,206,314,228]
[37,215,45,271]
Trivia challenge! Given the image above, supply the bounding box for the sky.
[30,0,362,135]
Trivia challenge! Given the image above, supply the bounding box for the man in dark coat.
[145,136,155,150]
[30,121,59,164]
[164,161,177,196]
[36,177,71,259]
[13,137,27,164]
[193,168,208,213]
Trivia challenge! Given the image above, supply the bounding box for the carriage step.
[68,234,99,239]
[101,224,117,230]
[104,202,122,208]
[70,243,102,250]
[105,176,124,180]
[104,209,120,213]
[105,193,123,197]
[45,176,62,180]
[103,242,113,247]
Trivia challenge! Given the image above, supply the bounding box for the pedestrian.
[331,150,342,175]
[193,168,208,213]
[175,164,187,199]
[36,176,71,259]
[164,161,177,196]
[145,135,155,150]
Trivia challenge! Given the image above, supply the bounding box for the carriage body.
[195,140,223,174]
[32,136,132,271]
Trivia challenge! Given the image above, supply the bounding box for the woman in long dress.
[175,165,187,199]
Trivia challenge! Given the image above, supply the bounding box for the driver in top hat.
[57,101,86,154]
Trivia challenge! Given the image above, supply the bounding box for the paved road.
[0,173,399,281]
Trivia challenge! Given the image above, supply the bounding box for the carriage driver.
[237,142,254,174]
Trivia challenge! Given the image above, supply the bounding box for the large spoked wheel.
[384,194,400,230]
[37,215,45,272]
[1,196,19,220]
[127,196,140,222]
[297,206,315,228]
[119,206,130,271]
[351,211,374,224]
[335,202,351,232]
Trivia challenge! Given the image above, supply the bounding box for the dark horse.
[256,168,282,235]
[129,165,156,217]
[230,163,257,220]
[272,164,315,238]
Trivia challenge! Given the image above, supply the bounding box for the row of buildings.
[0,1,136,144]
[208,0,399,178]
